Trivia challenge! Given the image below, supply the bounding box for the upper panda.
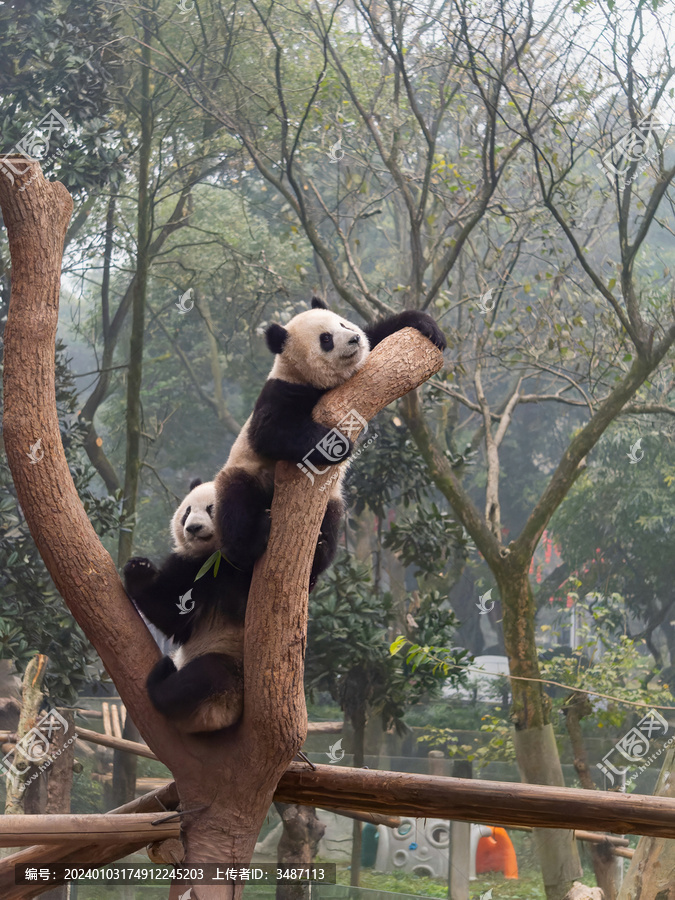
[123,479,250,733]
[215,299,446,579]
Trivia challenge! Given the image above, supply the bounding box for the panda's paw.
[123,557,158,590]
[305,437,353,468]
[401,311,447,351]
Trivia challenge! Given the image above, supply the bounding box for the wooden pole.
[0,784,179,899]
[4,654,49,815]
[448,759,471,900]
[75,727,157,760]
[331,809,400,828]
[274,763,675,839]
[0,814,179,846]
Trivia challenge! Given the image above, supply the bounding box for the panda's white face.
[269,309,369,390]
[171,481,218,558]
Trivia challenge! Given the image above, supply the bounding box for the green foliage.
[334,864,554,899]
[346,415,433,518]
[307,554,467,734]
[0,345,123,704]
[70,755,105,814]
[0,0,124,192]
[384,502,469,578]
[550,429,675,645]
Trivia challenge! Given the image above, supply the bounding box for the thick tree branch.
[0,159,185,773]
[513,350,675,564]
[241,328,444,759]
[400,389,503,568]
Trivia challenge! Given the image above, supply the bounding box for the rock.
[563,882,605,900]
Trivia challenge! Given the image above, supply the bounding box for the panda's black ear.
[189,478,202,491]
[265,322,288,354]
[311,296,328,310]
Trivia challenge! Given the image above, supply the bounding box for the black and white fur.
[215,298,446,578]
[123,479,251,733]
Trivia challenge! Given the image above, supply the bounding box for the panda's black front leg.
[302,427,353,470]
[217,470,271,572]
[123,557,186,638]
[365,311,447,351]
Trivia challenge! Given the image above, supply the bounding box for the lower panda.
[215,298,446,575]
[123,479,251,733]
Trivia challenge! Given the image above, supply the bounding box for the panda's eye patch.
[319,332,334,351]
[180,506,191,526]
[206,504,214,517]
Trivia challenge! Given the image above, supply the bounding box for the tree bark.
[499,564,582,897]
[617,747,675,900]
[111,716,140,808]
[274,803,325,900]
[0,157,443,900]
[565,693,621,900]
[42,709,76,900]
[4,655,48,816]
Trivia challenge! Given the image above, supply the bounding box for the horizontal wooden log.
[73,708,103,718]
[74,723,340,759]
[0,813,179,847]
[275,763,675,839]
[0,785,180,898]
[76,726,158,761]
[330,808,400,828]
[506,823,629,847]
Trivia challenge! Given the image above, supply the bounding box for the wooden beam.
[76,727,158,761]
[0,783,179,899]
[275,763,675,839]
[327,808,400,828]
[72,724,339,760]
[88,764,675,841]
[505,823,629,846]
[0,814,179,847]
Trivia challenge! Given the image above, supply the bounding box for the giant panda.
[123,479,251,733]
[215,299,446,578]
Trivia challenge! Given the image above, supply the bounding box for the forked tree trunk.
[565,693,621,900]
[498,563,582,900]
[618,748,675,900]
[0,157,443,900]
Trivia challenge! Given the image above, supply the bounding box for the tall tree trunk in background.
[118,17,153,567]
[564,693,621,900]
[618,748,675,900]
[112,19,153,816]
[346,678,367,890]
[274,803,326,900]
[112,717,140,808]
[498,563,583,900]
[42,709,76,900]
[4,655,48,817]
[82,190,120,494]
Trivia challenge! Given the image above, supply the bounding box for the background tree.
[307,552,468,885]
[143,2,675,894]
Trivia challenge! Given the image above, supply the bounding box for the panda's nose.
[348,334,360,345]
[186,523,203,535]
